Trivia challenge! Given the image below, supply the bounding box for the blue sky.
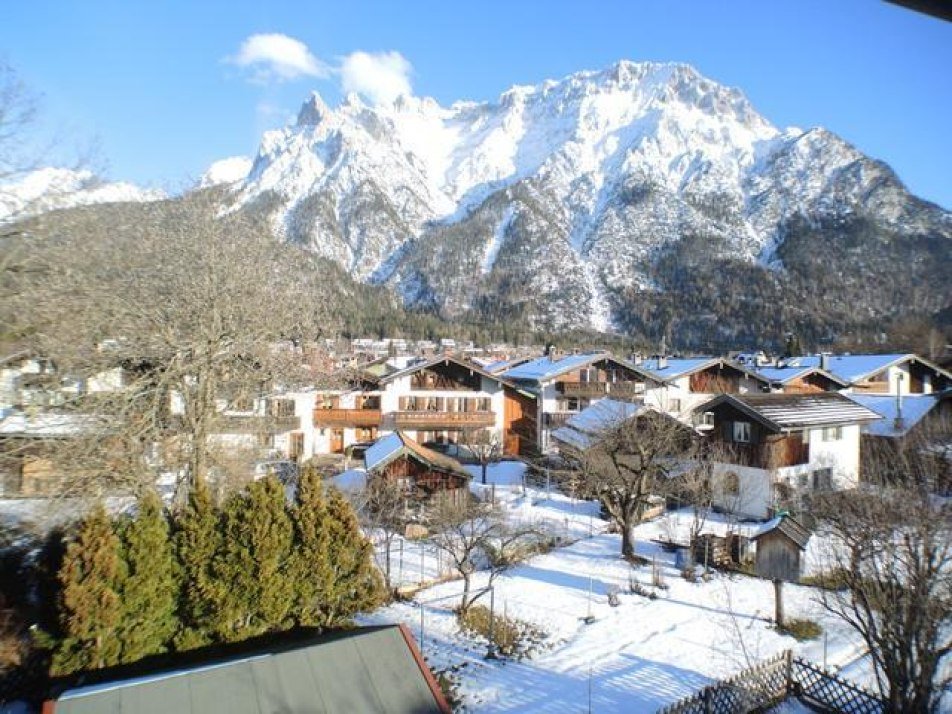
[3,1,951,208]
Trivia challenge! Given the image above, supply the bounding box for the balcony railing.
[543,412,575,428]
[559,381,645,397]
[723,438,810,469]
[393,411,495,429]
[314,408,382,427]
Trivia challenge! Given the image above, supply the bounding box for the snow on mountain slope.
[0,168,165,221]
[199,155,252,187]
[228,59,952,334]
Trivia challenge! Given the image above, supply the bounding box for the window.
[797,473,809,489]
[812,468,832,490]
[700,411,714,427]
[821,426,842,442]
[722,472,740,496]
[732,421,751,443]
[669,398,682,412]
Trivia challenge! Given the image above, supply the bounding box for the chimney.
[894,373,904,431]
[658,355,668,370]
[819,353,829,371]
[631,352,643,365]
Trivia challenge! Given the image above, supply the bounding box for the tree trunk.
[461,572,473,612]
[481,460,488,485]
[621,522,635,559]
[773,579,784,628]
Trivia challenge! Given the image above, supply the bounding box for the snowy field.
[359,460,877,712]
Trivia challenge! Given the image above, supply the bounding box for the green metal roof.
[50,625,449,714]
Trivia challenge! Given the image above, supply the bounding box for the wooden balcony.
[393,411,495,429]
[559,381,645,397]
[723,437,810,470]
[314,408,382,428]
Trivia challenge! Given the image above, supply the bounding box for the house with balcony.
[636,357,771,421]
[501,351,663,452]
[778,353,952,395]
[308,356,530,457]
[698,392,881,519]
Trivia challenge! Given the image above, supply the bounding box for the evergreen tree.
[173,476,221,650]
[319,488,385,628]
[214,477,294,641]
[115,489,177,663]
[289,467,332,626]
[51,503,125,675]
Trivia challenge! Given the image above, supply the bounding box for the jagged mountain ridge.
[229,60,951,342]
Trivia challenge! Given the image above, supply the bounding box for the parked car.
[253,460,299,484]
[344,441,375,462]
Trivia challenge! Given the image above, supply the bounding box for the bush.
[778,618,823,641]
[458,605,546,659]
[800,567,850,591]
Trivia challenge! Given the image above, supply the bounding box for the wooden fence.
[657,650,885,714]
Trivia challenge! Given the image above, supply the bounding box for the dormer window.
[732,421,751,443]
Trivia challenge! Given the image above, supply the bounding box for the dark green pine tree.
[289,466,332,627]
[173,476,222,651]
[214,477,294,642]
[115,489,178,663]
[51,503,126,675]
[320,487,385,628]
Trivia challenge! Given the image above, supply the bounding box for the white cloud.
[228,33,328,83]
[340,51,413,105]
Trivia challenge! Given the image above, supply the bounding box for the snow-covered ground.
[360,460,875,712]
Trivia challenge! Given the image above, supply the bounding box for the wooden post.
[774,579,784,628]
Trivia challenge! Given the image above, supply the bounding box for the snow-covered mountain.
[0,168,165,221]
[227,60,951,340]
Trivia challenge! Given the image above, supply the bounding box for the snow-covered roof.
[780,354,914,383]
[364,431,470,478]
[700,392,882,432]
[377,355,503,386]
[330,468,368,493]
[364,433,405,471]
[845,393,941,437]
[483,356,533,375]
[754,365,848,387]
[637,357,719,379]
[551,399,645,451]
[502,351,610,382]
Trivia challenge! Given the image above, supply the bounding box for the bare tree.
[810,453,951,713]
[8,190,338,502]
[461,427,501,484]
[662,451,717,548]
[357,476,408,593]
[428,497,542,613]
[572,408,696,559]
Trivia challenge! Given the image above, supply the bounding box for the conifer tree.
[115,489,177,663]
[174,476,221,650]
[319,487,385,628]
[214,477,294,641]
[51,503,125,675]
[289,466,332,626]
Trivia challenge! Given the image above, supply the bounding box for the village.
[2,3,952,711]
[1,340,950,712]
